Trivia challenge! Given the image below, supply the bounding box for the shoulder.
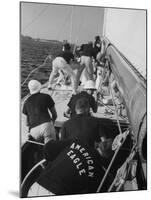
[23,94,34,104]
[69,93,78,102]
[40,93,51,98]
[75,92,93,101]
[35,93,47,99]
[87,116,100,127]
[72,92,87,102]
[40,93,54,101]
[79,91,88,97]
[81,92,94,100]
[66,51,74,58]
[87,115,99,121]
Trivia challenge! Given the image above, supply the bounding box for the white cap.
[28,80,41,94]
[83,80,96,90]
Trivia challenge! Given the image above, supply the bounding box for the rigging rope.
[69,6,74,43]
[21,55,50,87]
[73,8,84,54]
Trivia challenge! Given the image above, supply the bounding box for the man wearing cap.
[22,80,57,143]
[64,80,98,118]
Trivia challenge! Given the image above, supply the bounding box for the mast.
[102,8,108,37]
[69,6,74,43]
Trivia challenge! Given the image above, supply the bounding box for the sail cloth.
[106,45,146,143]
[104,8,146,79]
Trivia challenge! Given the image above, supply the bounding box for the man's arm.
[64,107,71,118]
[91,95,98,113]
[47,95,57,123]
[24,114,29,126]
[22,114,30,135]
[49,106,57,124]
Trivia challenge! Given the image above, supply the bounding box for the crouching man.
[22,80,57,144]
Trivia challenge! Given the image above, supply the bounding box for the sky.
[21,2,105,45]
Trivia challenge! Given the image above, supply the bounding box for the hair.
[75,97,90,114]
[75,48,81,57]
[63,43,71,51]
[95,35,100,41]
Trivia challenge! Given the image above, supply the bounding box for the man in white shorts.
[48,43,77,94]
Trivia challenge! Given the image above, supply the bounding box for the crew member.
[22,80,57,143]
[61,97,101,147]
[48,43,77,94]
[75,43,95,88]
[64,80,98,118]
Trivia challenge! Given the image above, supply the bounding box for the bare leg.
[75,64,85,88]
[48,59,59,88]
[62,63,77,94]
[84,57,94,80]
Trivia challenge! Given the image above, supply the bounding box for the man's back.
[37,139,105,195]
[23,93,55,129]
[57,51,74,64]
[61,115,101,147]
[80,44,94,57]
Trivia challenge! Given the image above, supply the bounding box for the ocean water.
[21,36,62,98]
